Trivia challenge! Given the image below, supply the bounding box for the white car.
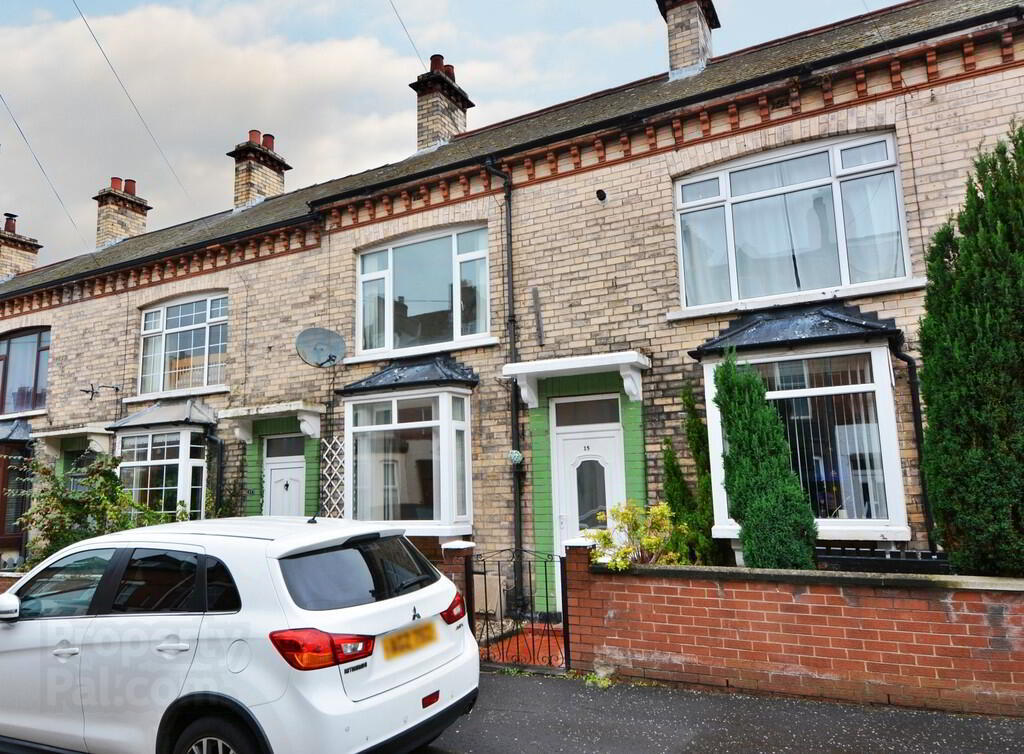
[0,516,479,754]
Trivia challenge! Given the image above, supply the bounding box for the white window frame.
[138,293,229,396]
[343,387,472,537]
[674,133,912,314]
[354,226,490,359]
[115,427,208,519]
[702,342,910,542]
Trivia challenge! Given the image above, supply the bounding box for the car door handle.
[156,642,191,654]
[52,647,80,658]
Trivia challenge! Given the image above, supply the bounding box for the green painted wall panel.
[242,417,321,517]
[526,371,647,608]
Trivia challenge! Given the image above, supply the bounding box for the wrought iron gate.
[453,549,571,670]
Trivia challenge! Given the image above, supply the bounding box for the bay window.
[357,227,489,355]
[0,328,49,414]
[676,134,909,310]
[704,345,909,541]
[117,429,207,520]
[140,295,228,394]
[344,389,471,533]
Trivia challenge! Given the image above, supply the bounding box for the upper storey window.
[140,295,228,394]
[357,227,489,355]
[0,329,50,414]
[675,134,909,309]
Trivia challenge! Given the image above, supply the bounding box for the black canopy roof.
[689,304,903,361]
[338,355,479,396]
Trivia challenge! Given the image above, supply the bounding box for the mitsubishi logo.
[412,606,421,622]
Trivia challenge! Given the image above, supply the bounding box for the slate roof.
[2,0,1017,301]
[107,399,218,431]
[338,355,479,395]
[0,419,32,442]
[688,304,903,360]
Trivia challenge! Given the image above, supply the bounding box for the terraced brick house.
[1,0,1021,567]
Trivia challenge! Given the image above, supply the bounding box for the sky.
[1,0,898,264]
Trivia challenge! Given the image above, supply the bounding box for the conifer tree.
[714,353,817,569]
[919,125,1024,576]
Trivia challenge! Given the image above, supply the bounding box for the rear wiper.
[393,574,433,594]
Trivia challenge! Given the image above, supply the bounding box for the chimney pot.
[430,54,444,72]
[248,129,261,144]
[443,64,455,81]
[110,177,123,191]
[262,133,275,151]
[94,177,151,248]
[124,178,137,196]
[3,213,16,234]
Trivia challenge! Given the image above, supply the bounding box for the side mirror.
[0,592,20,622]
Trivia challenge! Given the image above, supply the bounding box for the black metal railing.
[816,544,950,574]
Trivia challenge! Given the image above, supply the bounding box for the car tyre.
[173,715,260,754]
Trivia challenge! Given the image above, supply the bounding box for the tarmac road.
[425,671,1024,753]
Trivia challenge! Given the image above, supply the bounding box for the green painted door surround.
[527,372,646,606]
[243,417,320,517]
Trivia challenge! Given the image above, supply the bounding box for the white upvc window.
[702,343,909,542]
[116,428,207,520]
[343,388,472,535]
[356,227,489,357]
[675,133,910,311]
[139,294,229,395]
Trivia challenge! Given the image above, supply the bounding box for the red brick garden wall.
[0,576,16,592]
[565,544,1024,716]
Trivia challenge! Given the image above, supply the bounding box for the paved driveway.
[427,672,1024,753]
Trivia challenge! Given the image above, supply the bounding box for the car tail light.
[422,690,440,708]
[270,629,375,671]
[440,590,466,625]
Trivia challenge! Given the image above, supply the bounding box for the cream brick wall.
[416,91,468,150]
[234,159,286,208]
[3,54,1022,553]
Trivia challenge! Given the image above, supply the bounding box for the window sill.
[123,386,230,404]
[344,336,500,365]
[713,521,912,542]
[358,522,473,538]
[666,278,927,322]
[0,408,47,421]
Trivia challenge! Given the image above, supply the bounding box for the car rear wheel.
[173,716,260,754]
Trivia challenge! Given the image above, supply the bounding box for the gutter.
[0,213,317,302]
[305,4,1024,211]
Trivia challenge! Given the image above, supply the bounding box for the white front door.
[265,460,305,516]
[551,394,627,557]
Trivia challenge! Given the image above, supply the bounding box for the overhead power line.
[0,90,91,252]
[71,0,194,208]
[389,0,428,72]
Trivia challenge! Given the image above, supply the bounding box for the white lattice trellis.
[320,436,345,518]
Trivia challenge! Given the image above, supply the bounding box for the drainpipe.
[889,341,935,552]
[484,159,526,603]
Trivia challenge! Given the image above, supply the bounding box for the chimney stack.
[0,213,41,278]
[658,0,720,79]
[227,129,292,209]
[93,177,152,248]
[409,54,475,151]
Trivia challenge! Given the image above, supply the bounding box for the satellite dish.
[296,328,346,368]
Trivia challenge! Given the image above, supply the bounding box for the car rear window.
[280,535,439,611]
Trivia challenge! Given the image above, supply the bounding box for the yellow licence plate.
[380,622,437,660]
